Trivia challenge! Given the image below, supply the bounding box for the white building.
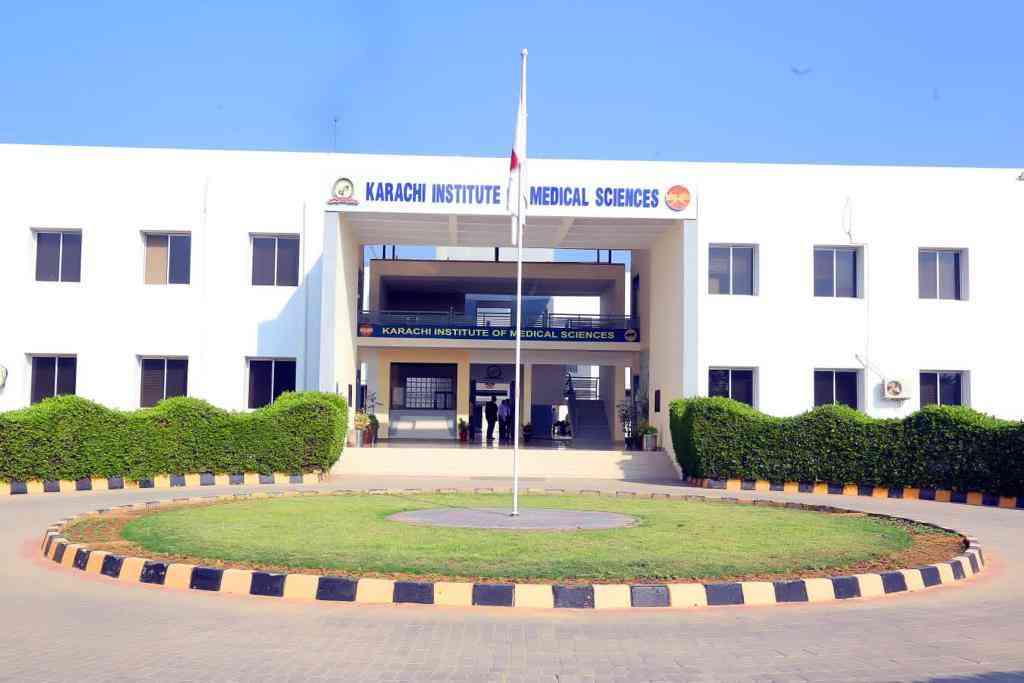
[1,144,1021,457]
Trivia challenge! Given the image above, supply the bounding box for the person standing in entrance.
[498,398,512,442]
[485,396,499,442]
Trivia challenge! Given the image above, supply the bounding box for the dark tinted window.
[273,359,297,398]
[140,359,165,407]
[813,249,834,297]
[56,357,77,395]
[35,233,61,281]
[60,233,81,282]
[920,372,938,406]
[248,360,273,409]
[732,247,754,295]
[920,249,963,300]
[939,372,962,406]
[276,237,300,286]
[168,234,191,285]
[708,369,730,397]
[252,237,276,285]
[731,370,754,406]
[813,370,833,406]
[31,356,56,404]
[165,359,188,398]
[835,371,858,409]
[708,246,731,294]
[835,249,857,297]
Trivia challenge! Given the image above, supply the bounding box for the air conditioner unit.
[883,379,910,400]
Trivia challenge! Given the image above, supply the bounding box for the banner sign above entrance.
[359,323,640,343]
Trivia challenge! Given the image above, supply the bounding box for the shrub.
[0,392,348,482]
[670,397,1024,495]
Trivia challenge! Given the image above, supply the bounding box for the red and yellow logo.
[665,185,691,212]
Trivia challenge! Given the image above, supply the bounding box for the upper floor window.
[920,371,965,407]
[814,369,859,410]
[708,368,755,406]
[144,233,191,285]
[709,245,755,295]
[814,247,859,298]
[140,357,188,407]
[30,355,77,404]
[919,249,965,300]
[252,235,299,286]
[247,358,297,408]
[35,231,81,282]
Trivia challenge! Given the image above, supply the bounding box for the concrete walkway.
[2,475,1023,682]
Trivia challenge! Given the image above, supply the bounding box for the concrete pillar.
[520,362,533,427]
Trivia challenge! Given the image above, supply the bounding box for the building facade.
[1,144,1021,454]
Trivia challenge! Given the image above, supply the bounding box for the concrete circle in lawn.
[388,507,638,530]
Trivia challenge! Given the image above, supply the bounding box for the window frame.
[138,356,189,407]
[707,367,757,407]
[813,368,862,410]
[27,353,77,404]
[142,230,192,286]
[708,243,757,296]
[32,229,83,284]
[919,370,968,407]
[813,246,862,299]
[918,248,968,301]
[246,356,298,409]
[250,233,301,287]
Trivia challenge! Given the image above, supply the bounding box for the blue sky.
[1,2,1021,168]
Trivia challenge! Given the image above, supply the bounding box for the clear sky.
[1,2,1021,168]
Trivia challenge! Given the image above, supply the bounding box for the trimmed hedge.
[670,397,1024,495]
[0,392,347,482]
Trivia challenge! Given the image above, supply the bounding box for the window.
[920,371,965,407]
[708,368,755,406]
[248,358,297,408]
[814,247,858,298]
[814,370,859,409]
[403,377,454,409]
[144,233,191,284]
[140,357,188,407]
[30,355,77,404]
[252,235,300,286]
[709,245,754,295]
[919,249,964,300]
[35,231,81,282]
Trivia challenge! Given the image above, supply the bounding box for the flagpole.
[511,48,527,517]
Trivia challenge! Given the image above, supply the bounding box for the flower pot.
[642,433,658,451]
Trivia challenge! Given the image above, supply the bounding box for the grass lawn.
[102,493,958,583]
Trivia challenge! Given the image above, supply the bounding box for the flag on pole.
[508,50,527,245]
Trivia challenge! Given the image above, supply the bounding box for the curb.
[684,476,1023,511]
[40,488,986,611]
[4,472,323,496]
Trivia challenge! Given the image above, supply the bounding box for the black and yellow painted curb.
[3,472,323,496]
[39,488,986,610]
[685,476,1024,511]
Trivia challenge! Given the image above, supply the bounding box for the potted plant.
[366,413,379,445]
[458,418,469,442]
[353,411,371,448]
[639,422,659,451]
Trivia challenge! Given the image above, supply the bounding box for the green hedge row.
[670,397,1024,495]
[0,392,348,482]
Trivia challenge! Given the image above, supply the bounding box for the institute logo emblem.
[664,185,691,212]
[358,324,374,337]
[623,329,639,342]
[328,177,359,206]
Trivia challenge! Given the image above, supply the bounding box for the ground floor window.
[248,358,297,408]
[920,371,965,407]
[708,368,755,406]
[30,355,77,404]
[814,369,859,410]
[140,357,188,407]
[390,363,457,411]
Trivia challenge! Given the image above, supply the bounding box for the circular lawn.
[69,493,963,583]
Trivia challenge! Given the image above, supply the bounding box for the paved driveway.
[2,475,1023,682]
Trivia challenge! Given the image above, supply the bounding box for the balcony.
[358,310,640,343]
